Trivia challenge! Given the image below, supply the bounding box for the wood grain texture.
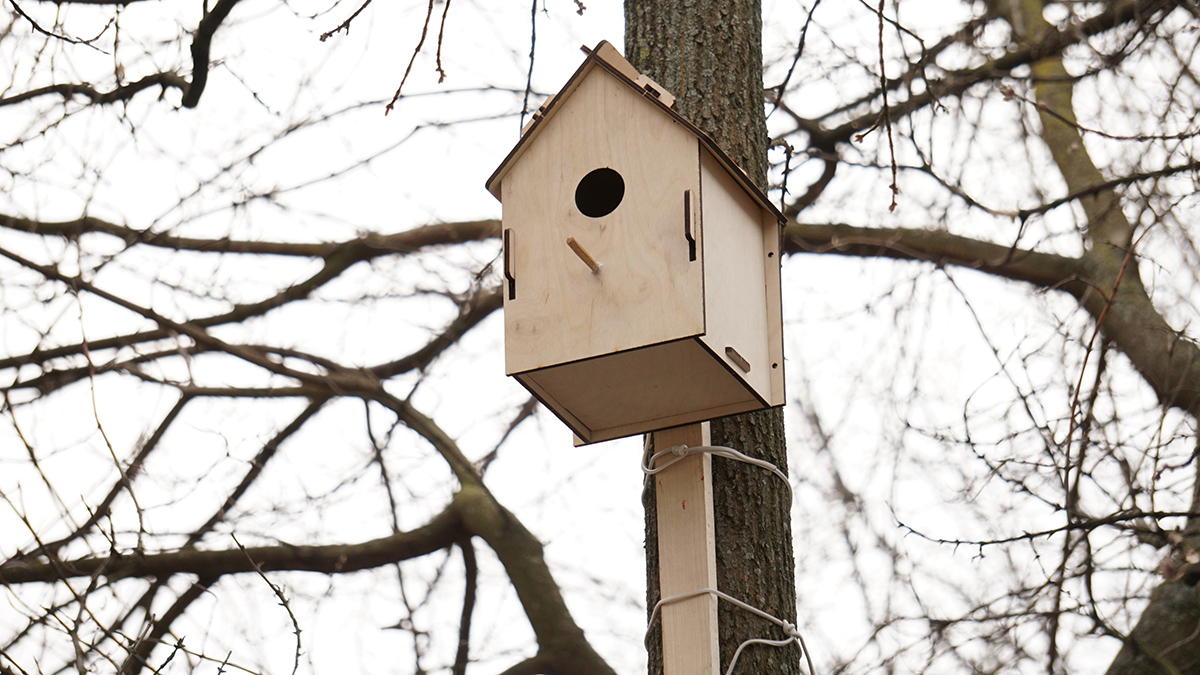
[698,148,776,404]
[501,67,703,375]
[762,210,785,405]
[520,339,763,443]
[496,52,783,444]
[652,423,719,675]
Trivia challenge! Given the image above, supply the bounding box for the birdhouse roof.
[485,41,786,226]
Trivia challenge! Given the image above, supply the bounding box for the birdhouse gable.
[487,41,786,445]
[486,42,779,222]
[486,41,681,202]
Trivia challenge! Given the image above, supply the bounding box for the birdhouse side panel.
[502,70,705,375]
[698,149,779,405]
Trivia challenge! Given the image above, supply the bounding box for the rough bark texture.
[708,410,798,673]
[1105,581,1200,675]
[627,3,800,673]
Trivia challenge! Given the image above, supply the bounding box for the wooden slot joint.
[566,237,602,274]
[519,95,555,136]
[503,228,516,299]
[633,74,676,108]
[725,346,751,373]
[684,190,696,262]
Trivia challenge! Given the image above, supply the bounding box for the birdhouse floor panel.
[515,338,768,444]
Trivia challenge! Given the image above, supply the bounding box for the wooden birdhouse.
[486,41,785,445]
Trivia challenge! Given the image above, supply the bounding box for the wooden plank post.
[652,422,719,675]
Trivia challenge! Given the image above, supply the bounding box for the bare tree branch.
[0,220,500,373]
[0,215,499,257]
[0,505,463,584]
[0,73,187,107]
[452,538,476,675]
[783,222,1082,290]
[117,579,212,675]
[181,0,241,108]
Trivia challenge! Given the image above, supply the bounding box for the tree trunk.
[627,3,801,673]
[1105,579,1200,675]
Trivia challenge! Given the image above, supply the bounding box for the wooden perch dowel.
[565,237,602,274]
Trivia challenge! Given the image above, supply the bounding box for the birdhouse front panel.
[501,68,705,376]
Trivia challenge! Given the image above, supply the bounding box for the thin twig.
[520,0,537,129]
[876,0,898,211]
[384,0,446,114]
[318,0,373,41]
[7,0,111,46]
[232,535,302,675]
[770,0,823,111]
[434,0,452,82]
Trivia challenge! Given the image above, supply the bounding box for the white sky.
[4,1,1197,673]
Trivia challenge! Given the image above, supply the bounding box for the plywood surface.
[762,210,786,405]
[698,149,774,401]
[503,67,704,374]
[520,338,764,443]
[652,423,719,675]
[488,41,786,235]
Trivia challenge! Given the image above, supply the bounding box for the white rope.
[641,443,794,506]
[641,442,808,672]
[645,587,815,675]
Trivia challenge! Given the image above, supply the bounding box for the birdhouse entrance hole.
[574,167,624,217]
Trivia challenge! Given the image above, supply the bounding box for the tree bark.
[627,3,801,673]
[1105,580,1200,675]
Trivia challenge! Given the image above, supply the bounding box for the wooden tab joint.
[635,74,676,107]
[519,95,556,136]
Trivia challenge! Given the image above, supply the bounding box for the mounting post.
[652,422,719,675]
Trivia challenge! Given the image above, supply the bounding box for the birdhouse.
[486,41,785,445]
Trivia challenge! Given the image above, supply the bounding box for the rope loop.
[645,587,816,675]
[641,443,794,506]
[641,438,810,672]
